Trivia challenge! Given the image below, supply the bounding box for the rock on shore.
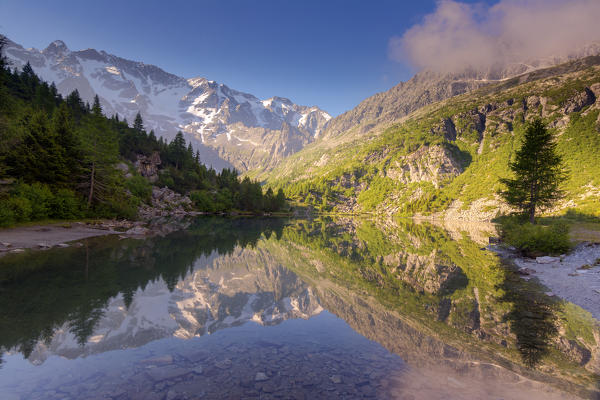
[138,187,194,220]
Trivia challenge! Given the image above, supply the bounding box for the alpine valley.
[6,37,600,220]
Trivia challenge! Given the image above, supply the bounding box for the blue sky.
[1,0,485,116]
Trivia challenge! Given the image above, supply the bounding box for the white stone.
[125,226,149,235]
[536,256,559,264]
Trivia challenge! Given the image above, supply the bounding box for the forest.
[0,36,285,226]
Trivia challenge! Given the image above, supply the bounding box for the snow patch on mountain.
[4,38,331,171]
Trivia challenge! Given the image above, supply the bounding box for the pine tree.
[133,112,144,132]
[500,119,567,223]
[168,131,187,169]
[7,111,69,184]
[52,103,82,186]
[80,95,119,207]
[66,89,85,122]
[0,35,7,71]
[275,188,286,211]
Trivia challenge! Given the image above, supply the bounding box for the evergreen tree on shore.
[500,119,567,223]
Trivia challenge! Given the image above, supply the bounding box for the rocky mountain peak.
[43,40,69,55]
[4,37,331,172]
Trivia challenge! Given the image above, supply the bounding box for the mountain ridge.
[4,38,331,171]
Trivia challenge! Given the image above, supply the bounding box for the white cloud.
[390,0,600,72]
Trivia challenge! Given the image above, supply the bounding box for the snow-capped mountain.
[4,38,331,171]
[24,248,323,364]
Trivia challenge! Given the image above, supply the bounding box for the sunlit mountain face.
[4,39,331,171]
[0,216,597,399]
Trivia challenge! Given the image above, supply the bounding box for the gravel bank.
[509,243,600,320]
[0,223,119,253]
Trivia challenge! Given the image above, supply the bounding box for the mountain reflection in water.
[0,216,598,399]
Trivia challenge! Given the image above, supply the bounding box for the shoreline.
[4,216,600,324]
[0,221,122,254]
[0,213,294,255]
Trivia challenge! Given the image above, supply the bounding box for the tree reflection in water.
[499,266,559,367]
[0,217,285,359]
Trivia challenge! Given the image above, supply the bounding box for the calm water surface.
[0,217,598,399]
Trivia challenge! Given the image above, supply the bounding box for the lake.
[0,217,598,399]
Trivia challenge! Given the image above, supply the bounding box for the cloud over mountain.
[390,0,600,72]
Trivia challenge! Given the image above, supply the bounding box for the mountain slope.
[263,57,600,219]
[320,43,600,142]
[4,39,330,171]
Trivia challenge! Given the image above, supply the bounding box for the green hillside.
[258,57,600,219]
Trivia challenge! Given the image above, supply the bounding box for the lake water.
[0,217,598,399]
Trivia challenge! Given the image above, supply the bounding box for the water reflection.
[0,216,598,399]
[0,217,286,360]
[499,265,560,368]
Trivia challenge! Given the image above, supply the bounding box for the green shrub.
[12,183,53,220]
[50,189,82,219]
[190,190,214,212]
[92,195,138,220]
[499,218,572,257]
[0,200,16,227]
[214,189,234,212]
[157,170,175,190]
[7,196,33,222]
[126,175,152,203]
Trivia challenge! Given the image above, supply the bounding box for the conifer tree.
[7,111,69,184]
[500,119,567,223]
[0,34,7,71]
[51,103,82,185]
[275,188,286,211]
[80,95,118,207]
[168,131,187,169]
[133,112,144,132]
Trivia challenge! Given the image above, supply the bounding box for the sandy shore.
[0,223,120,253]
[503,243,600,320]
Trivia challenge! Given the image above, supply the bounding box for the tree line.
[0,35,285,226]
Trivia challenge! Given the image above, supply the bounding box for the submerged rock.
[255,372,269,381]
